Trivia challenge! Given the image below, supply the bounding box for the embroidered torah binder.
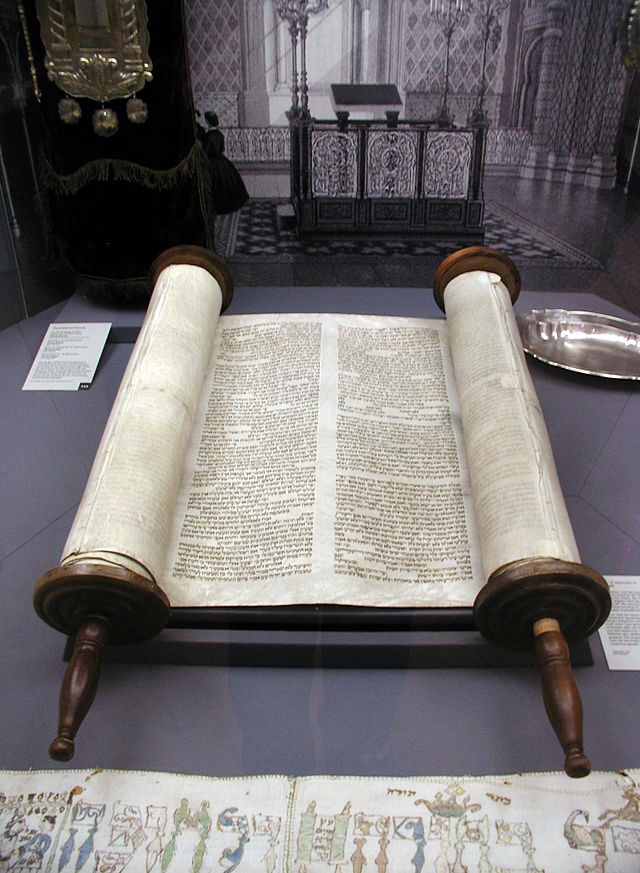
[34,246,611,773]
[2,767,640,872]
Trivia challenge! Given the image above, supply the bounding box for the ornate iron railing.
[289,115,486,237]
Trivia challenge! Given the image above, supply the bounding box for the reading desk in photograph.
[2,248,639,785]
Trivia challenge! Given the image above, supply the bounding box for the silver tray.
[517,309,640,380]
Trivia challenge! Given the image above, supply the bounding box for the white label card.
[22,322,112,391]
[599,575,640,670]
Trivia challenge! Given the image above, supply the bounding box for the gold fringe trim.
[40,139,216,249]
[41,140,207,195]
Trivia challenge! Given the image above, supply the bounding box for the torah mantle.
[34,245,611,775]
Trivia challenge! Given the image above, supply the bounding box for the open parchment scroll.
[34,246,610,771]
[57,269,579,611]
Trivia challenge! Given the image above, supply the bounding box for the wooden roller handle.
[533,618,590,778]
[49,617,109,762]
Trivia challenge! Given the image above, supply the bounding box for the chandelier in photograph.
[273,0,329,118]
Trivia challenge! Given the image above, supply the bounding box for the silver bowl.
[517,309,640,380]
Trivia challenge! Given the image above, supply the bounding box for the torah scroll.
[34,246,610,773]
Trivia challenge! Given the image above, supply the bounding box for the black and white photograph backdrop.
[1,0,639,319]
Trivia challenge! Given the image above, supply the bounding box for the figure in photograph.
[200,110,249,258]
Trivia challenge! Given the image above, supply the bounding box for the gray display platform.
[63,627,593,669]
[2,285,639,779]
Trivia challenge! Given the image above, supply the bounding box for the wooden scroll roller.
[433,246,611,777]
[34,245,234,761]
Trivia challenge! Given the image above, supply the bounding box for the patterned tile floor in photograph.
[230,199,604,267]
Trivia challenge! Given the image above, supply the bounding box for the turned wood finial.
[35,562,171,760]
[533,618,591,778]
[474,558,610,777]
[49,617,109,762]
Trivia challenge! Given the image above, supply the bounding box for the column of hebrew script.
[163,313,483,608]
[443,270,580,578]
[332,319,483,606]
[60,264,223,582]
[164,317,324,606]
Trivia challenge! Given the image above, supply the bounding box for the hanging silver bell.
[126,97,148,124]
[93,107,119,137]
[58,97,81,124]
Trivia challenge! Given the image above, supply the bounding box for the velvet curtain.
[21,0,213,299]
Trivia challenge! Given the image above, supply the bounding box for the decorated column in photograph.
[520,0,566,179]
